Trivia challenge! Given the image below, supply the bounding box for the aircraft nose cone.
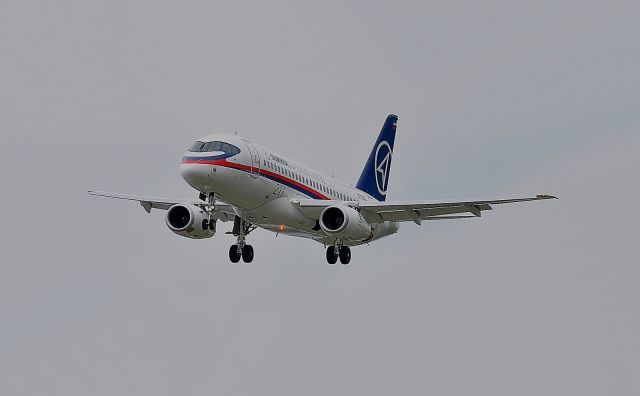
[180,162,211,190]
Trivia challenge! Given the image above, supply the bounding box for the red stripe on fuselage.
[182,158,331,200]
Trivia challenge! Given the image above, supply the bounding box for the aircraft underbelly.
[207,162,400,247]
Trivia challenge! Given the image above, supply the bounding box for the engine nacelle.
[165,204,216,239]
[319,205,373,241]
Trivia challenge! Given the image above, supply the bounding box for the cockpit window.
[189,140,241,156]
[202,141,222,152]
[189,141,205,152]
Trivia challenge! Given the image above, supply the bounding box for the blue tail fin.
[356,114,398,201]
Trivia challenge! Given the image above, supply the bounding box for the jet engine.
[165,204,216,239]
[319,205,373,241]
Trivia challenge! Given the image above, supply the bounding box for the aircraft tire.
[326,246,338,264]
[339,246,351,265]
[229,245,241,263]
[242,245,254,263]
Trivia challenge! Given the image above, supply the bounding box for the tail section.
[356,114,398,201]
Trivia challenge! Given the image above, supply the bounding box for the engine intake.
[166,204,216,239]
[319,205,373,241]
[167,205,192,229]
[321,206,347,232]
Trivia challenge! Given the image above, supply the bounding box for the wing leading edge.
[293,194,557,225]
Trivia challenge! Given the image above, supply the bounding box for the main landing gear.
[229,244,253,263]
[326,244,351,265]
[196,191,255,263]
[229,216,256,263]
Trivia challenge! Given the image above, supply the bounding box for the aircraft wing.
[87,190,236,221]
[293,194,557,225]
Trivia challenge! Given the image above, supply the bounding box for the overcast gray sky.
[1,0,639,395]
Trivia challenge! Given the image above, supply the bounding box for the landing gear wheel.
[326,246,338,264]
[339,246,351,265]
[242,245,254,263]
[229,245,241,263]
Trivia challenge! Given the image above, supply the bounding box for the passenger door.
[242,139,261,178]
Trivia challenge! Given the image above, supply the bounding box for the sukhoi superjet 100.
[89,115,556,264]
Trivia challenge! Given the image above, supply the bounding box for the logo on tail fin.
[375,141,392,196]
[355,114,397,201]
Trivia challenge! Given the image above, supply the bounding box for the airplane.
[89,114,556,265]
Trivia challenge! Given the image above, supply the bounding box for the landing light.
[279,224,286,232]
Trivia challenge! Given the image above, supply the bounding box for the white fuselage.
[180,133,399,246]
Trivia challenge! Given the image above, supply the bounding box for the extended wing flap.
[359,195,555,224]
[88,190,179,208]
[294,194,556,224]
[291,198,341,219]
[88,190,236,221]
[362,204,492,224]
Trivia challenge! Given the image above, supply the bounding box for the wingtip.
[536,194,558,200]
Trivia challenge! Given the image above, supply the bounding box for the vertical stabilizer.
[355,114,398,201]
